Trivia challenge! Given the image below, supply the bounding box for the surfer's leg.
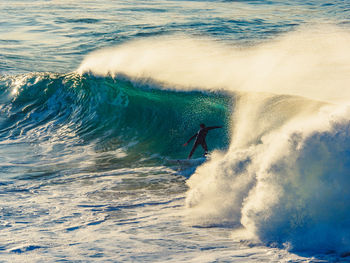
[201,141,208,156]
[188,142,199,159]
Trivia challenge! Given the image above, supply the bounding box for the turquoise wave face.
[0,73,231,174]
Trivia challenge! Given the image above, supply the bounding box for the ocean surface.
[2,0,350,262]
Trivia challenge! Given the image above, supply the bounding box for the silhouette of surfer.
[183,123,222,159]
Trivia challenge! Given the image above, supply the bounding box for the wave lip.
[78,25,350,104]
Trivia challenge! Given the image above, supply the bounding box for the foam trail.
[78,25,350,104]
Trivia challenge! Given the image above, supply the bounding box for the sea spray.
[78,25,350,103]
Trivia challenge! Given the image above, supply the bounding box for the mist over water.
[78,25,350,103]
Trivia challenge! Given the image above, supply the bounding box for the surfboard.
[166,157,206,166]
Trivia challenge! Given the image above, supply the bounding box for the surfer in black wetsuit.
[183,123,222,159]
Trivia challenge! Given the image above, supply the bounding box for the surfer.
[183,123,222,159]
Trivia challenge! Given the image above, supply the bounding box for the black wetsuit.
[186,126,222,159]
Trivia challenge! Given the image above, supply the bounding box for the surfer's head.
[200,123,205,128]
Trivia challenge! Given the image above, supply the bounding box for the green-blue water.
[0,73,230,178]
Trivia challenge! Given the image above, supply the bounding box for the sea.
[2,0,350,262]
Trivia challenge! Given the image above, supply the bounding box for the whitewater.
[2,0,350,262]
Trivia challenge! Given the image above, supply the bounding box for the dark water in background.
[2,0,350,262]
[3,0,350,74]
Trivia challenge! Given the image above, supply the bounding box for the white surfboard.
[166,157,206,166]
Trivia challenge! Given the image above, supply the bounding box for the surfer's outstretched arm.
[183,133,197,146]
[207,126,223,130]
